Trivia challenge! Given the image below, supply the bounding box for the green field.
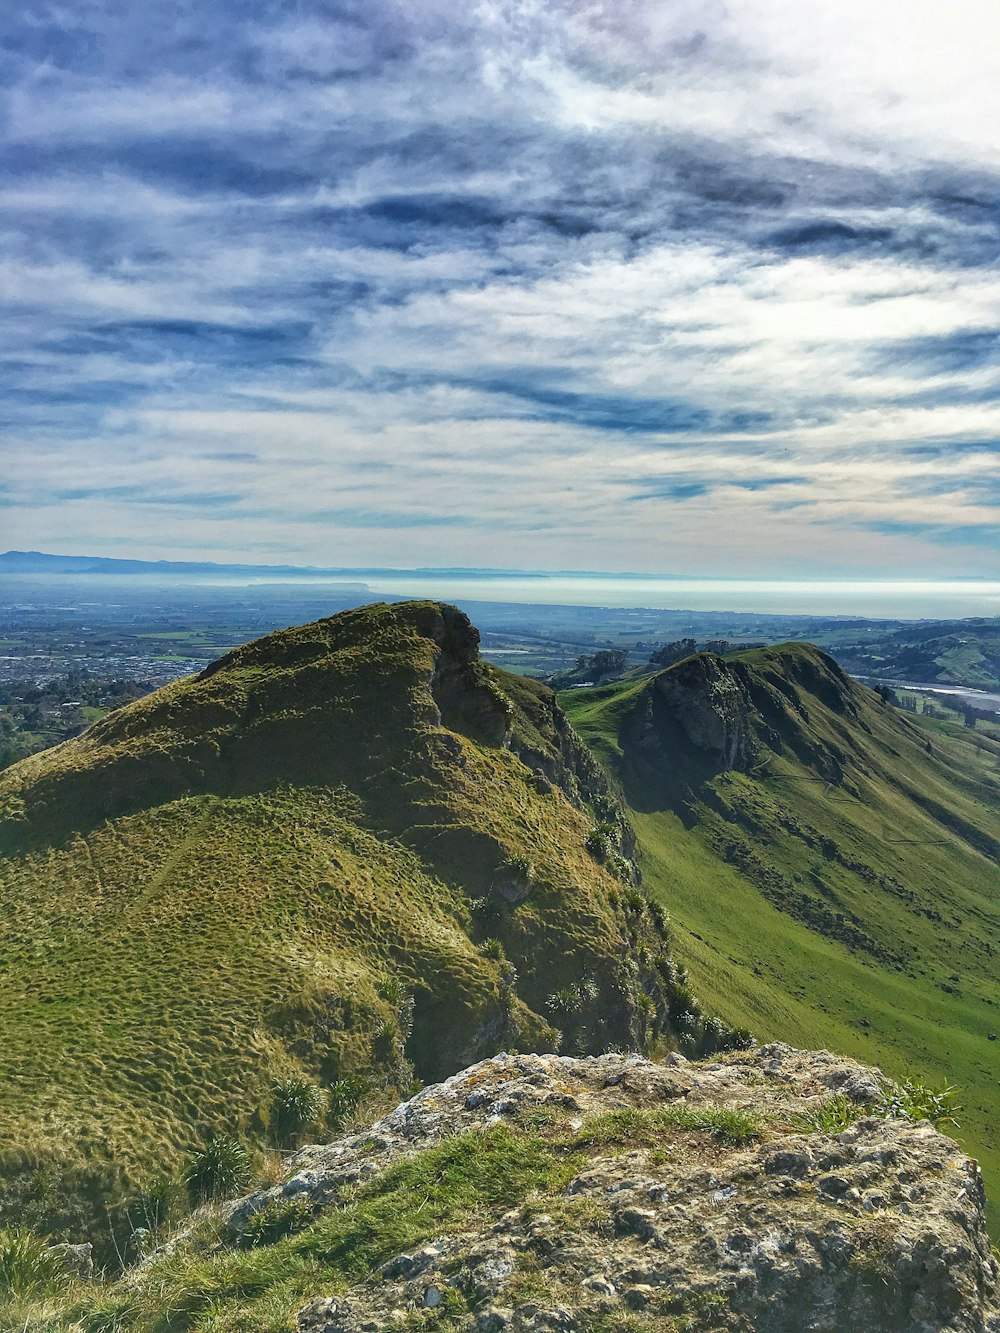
[562,644,1000,1233]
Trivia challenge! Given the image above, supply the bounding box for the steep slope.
[562,644,1000,1229]
[0,602,683,1248]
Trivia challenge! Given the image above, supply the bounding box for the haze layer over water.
[359,576,1000,620]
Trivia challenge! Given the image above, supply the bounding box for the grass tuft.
[184,1138,252,1205]
[570,1104,762,1150]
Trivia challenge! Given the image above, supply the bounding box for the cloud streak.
[1,0,998,575]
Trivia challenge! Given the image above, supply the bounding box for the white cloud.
[1,0,998,575]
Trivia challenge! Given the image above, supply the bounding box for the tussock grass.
[793,1079,963,1136]
[0,602,672,1255]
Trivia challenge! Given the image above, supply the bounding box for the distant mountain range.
[0,550,554,580]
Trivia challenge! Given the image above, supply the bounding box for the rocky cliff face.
[195,1047,1000,1333]
[619,646,867,803]
[649,654,760,772]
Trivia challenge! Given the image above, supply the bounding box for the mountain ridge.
[0,602,695,1254]
[561,642,1000,1231]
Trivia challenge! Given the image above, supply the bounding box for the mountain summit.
[0,602,684,1245]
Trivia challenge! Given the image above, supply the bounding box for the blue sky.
[2,0,999,576]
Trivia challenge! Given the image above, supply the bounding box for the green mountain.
[561,643,1000,1230]
[0,602,684,1249]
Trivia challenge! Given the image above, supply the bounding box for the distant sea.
[356,575,1000,620]
[2,570,998,621]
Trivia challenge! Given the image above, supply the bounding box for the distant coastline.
[2,552,999,620]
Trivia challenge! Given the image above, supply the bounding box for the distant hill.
[562,644,1000,1231]
[0,549,368,581]
[824,619,1000,691]
[0,550,546,581]
[0,602,687,1251]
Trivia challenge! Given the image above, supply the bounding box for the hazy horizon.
[4,564,999,620]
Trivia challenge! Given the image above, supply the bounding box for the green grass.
[562,644,1000,1235]
[57,1125,576,1333]
[45,1100,776,1333]
[0,602,675,1254]
[567,1104,762,1149]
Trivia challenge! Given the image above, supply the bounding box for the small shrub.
[269,1076,328,1148]
[724,1026,755,1051]
[796,1079,962,1136]
[875,1079,962,1128]
[585,822,618,862]
[479,938,506,961]
[646,900,670,935]
[378,975,415,1045]
[545,984,585,1018]
[795,1093,864,1134]
[504,853,533,880]
[667,983,700,1022]
[0,1227,65,1296]
[327,1075,367,1130]
[375,1016,398,1044]
[184,1136,252,1205]
[606,852,633,882]
[698,1016,754,1055]
[237,1197,312,1248]
[700,1016,730,1054]
[678,1011,703,1056]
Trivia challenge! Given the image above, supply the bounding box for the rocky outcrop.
[622,653,760,798]
[215,1048,999,1332]
[618,646,868,802]
[651,653,759,772]
[423,604,514,748]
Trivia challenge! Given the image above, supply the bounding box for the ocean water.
[2,570,997,621]
[359,575,1000,620]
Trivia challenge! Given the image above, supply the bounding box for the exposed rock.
[652,654,759,772]
[425,604,513,748]
[214,1047,997,1331]
[45,1241,93,1279]
[622,653,761,795]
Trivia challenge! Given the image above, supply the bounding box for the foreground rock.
[221,1047,999,1332]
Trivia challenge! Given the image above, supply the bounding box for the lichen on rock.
[209,1047,999,1332]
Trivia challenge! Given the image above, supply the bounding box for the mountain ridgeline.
[0,602,698,1247]
[562,642,1000,1230]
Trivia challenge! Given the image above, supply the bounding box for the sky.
[2,0,1000,577]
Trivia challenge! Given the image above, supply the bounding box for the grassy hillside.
[0,602,683,1253]
[562,644,1000,1231]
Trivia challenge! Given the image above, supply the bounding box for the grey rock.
[296,1297,340,1331]
[476,1312,511,1332]
[581,1275,616,1296]
[46,1242,93,1279]
[764,1146,814,1177]
[188,1047,995,1333]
